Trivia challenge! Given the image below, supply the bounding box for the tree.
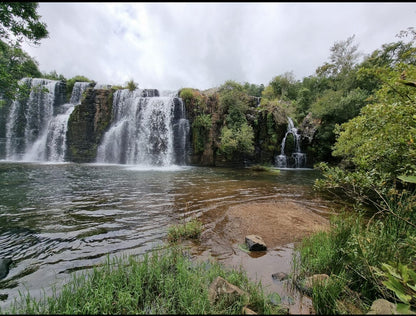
[316,35,361,78]
[0,2,48,46]
[0,39,41,102]
[316,40,416,201]
[265,72,300,101]
[0,2,48,104]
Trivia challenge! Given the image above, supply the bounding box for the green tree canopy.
[0,39,41,102]
[0,2,48,46]
[0,2,48,104]
[316,34,416,201]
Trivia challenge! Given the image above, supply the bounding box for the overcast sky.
[21,2,416,91]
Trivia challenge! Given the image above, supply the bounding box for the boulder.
[367,299,397,315]
[208,276,249,305]
[245,235,267,251]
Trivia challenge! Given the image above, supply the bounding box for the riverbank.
[188,199,333,314]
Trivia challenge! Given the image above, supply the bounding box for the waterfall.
[275,117,306,168]
[5,79,90,162]
[96,89,190,166]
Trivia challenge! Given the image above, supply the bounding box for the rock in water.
[0,258,12,279]
[245,235,267,251]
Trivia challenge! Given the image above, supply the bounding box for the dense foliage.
[0,2,47,104]
[296,28,416,314]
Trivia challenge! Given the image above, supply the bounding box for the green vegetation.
[5,247,284,315]
[2,6,416,313]
[191,113,212,154]
[294,27,416,314]
[294,191,416,313]
[167,218,204,243]
[65,75,93,101]
[217,81,255,161]
[0,2,47,104]
[126,79,138,91]
[248,165,280,174]
[0,2,48,46]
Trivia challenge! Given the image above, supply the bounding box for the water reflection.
[0,162,336,310]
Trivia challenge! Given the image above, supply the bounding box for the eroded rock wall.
[66,88,113,163]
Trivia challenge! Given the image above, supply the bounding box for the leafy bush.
[191,114,212,154]
[219,123,254,160]
[373,262,416,313]
[125,79,138,91]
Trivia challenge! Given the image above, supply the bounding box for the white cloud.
[21,2,416,91]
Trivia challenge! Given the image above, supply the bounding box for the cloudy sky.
[21,2,416,91]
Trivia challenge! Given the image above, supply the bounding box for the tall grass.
[293,189,416,313]
[167,218,203,243]
[5,246,285,315]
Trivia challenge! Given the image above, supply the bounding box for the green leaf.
[396,303,411,314]
[382,278,412,304]
[397,175,416,184]
[382,263,402,280]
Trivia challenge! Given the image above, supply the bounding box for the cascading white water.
[5,79,90,162]
[275,117,306,168]
[96,89,189,166]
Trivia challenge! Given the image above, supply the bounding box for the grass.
[292,189,416,314]
[248,165,280,174]
[167,218,204,243]
[4,247,285,315]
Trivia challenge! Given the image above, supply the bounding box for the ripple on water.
[0,163,342,311]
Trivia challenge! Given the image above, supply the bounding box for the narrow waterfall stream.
[275,117,307,168]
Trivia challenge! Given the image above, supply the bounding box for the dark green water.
[0,162,337,310]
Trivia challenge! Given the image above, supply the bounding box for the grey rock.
[245,235,267,251]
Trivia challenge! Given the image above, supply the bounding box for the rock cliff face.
[298,112,321,167]
[180,88,289,167]
[66,88,113,163]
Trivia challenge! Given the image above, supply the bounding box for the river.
[0,162,340,312]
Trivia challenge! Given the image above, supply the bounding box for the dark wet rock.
[272,272,288,281]
[0,293,8,301]
[0,258,12,279]
[245,235,267,251]
[66,87,113,162]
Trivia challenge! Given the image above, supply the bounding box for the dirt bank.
[224,200,330,248]
[191,200,332,314]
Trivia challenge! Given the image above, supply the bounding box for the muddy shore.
[189,200,332,314]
